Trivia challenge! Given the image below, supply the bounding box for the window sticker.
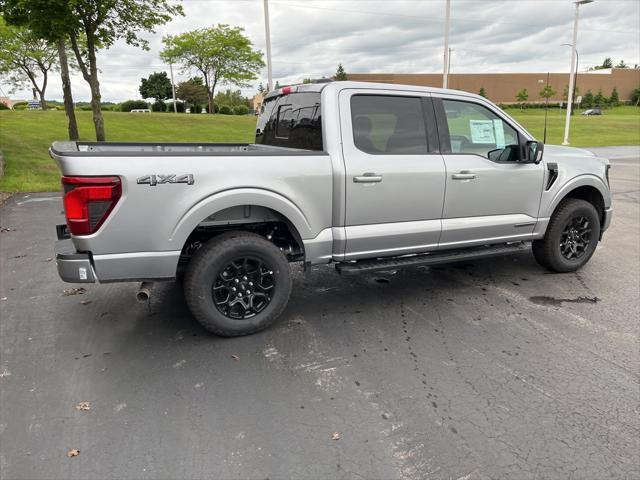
[493,119,506,149]
[469,120,495,144]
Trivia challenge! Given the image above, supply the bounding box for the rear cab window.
[255,92,323,150]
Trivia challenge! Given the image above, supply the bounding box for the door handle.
[354,173,383,183]
[452,172,476,180]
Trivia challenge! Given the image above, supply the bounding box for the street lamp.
[561,43,579,116]
[563,0,594,145]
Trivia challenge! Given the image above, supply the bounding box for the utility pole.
[563,0,593,145]
[169,63,177,113]
[442,0,451,88]
[264,0,274,92]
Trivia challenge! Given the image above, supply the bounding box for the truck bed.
[51,141,320,157]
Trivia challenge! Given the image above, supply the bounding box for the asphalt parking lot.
[1,148,638,480]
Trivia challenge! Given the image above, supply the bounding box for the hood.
[543,144,597,159]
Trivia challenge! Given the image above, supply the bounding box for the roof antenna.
[543,72,550,144]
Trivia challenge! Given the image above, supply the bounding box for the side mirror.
[526,140,544,164]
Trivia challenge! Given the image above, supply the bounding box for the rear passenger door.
[339,90,446,259]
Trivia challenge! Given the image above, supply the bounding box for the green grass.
[0,106,638,192]
[508,105,640,147]
[0,111,256,192]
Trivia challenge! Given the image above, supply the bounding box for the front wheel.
[532,198,600,273]
[184,232,292,336]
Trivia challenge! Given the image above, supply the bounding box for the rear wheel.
[184,232,292,336]
[532,198,600,272]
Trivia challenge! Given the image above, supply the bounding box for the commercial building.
[347,68,639,103]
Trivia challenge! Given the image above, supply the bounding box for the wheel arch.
[545,175,609,225]
[170,188,311,259]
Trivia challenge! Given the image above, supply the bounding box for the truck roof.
[265,80,486,102]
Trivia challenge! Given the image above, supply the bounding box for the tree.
[594,89,606,107]
[1,0,79,139]
[257,82,265,94]
[516,88,528,109]
[161,24,264,115]
[609,87,620,106]
[479,87,487,98]
[0,19,57,110]
[582,90,594,108]
[334,63,347,80]
[594,57,613,70]
[214,88,249,108]
[539,84,556,102]
[139,71,172,102]
[615,59,628,69]
[4,0,184,140]
[302,78,312,84]
[176,77,208,110]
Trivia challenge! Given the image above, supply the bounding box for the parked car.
[51,81,612,336]
[582,108,602,115]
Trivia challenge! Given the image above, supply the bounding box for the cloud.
[3,0,638,102]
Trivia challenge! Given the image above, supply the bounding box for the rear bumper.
[55,238,96,283]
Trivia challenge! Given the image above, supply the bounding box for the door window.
[351,95,428,155]
[442,100,520,161]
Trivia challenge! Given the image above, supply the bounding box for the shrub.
[166,101,185,113]
[0,102,10,110]
[205,103,219,114]
[120,100,149,112]
[632,87,640,106]
[233,105,249,115]
[12,101,27,110]
[190,104,204,114]
[219,105,232,115]
[151,101,167,112]
[609,87,620,107]
[593,89,607,107]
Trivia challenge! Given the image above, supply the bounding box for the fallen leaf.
[1,297,6,301]
[231,355,239,361]
[331,432,341,441]
[80,300,92,305]
[62,287,86,296]
[66,449,80,457]
[46,258,53,262]
[75,401,90,411]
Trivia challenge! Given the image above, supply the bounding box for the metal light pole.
[563,0,593,145]
[562,43,579,116]
[263,0,274,92]
[169,62,177,113]
[442,0,451,88]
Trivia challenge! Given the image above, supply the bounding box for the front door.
[340,90,446,259]
[434,96,545,248]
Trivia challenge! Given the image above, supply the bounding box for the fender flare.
[543,174,610,218]
[169,188,313,250]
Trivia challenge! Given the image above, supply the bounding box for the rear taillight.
[61,176,121,236]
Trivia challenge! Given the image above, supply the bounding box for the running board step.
[335,242,530,276]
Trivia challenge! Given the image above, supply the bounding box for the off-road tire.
[184,231,292,336]
[532,198,600,273]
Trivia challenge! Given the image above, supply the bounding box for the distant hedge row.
[1,100,252,114]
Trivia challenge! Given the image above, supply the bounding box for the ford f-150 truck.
[51,81,612,336]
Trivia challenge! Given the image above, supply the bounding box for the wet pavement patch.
[529,295,600,307]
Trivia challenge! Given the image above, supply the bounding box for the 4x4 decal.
[137,174,194,186]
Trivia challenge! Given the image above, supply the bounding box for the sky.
[2,0,639,103]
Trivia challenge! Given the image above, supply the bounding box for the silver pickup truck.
[52,81,612,336]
